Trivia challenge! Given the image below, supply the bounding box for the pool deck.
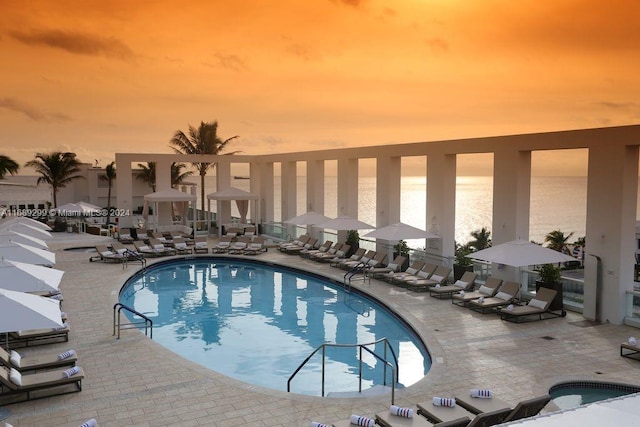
[4,233,640,426]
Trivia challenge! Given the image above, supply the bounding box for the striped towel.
[470,389,493,398]
[390,405,413,418]
[349,415,374,426]
[58,349,76,360]
[310,422,332,427]
[63,366,80,378]
[432,397,456,407]
[79,419,97,427]
[629,337,637,346]
[56,322,69,331]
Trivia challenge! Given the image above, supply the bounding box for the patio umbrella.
[0,222,52,240]
[0,230,49,250]
[316,216,375,231]
[466,239,577,267]
[363,222,440,240]
[0,259,64,294]
[284,212,333,226]
[53,201,102,216]
[0,242,55,266]
[0,216,51,231]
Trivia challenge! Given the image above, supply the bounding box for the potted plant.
[393,239,411,271]
[453,243,474,280]
[345,230,360,258]
[535,263,564,314]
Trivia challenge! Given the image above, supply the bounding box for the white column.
[281,161,298,234]
[306,159,325,238]
[252,161,274,226]
[337,158,358,242]
[426,153,456,260]
[216,160,232,233]
[584,144,639,324]
[115,154,133,228]
[155,159,172,227]
[376,156,401,256]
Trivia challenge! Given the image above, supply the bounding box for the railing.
[113,303,153,339]
[124,249,147,269]
[625,290,640,327]
[287,338,399,404]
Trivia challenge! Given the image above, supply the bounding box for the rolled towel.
[432,397,456,407]
[58,349,76,360]
[470,389,493,398]
[459,290,465,296]
[434,284,441,289]
[477,297,484,303]
[310,422,332,427]
[390,405,413,418]
[50,294,64,301]
[629,337,638,346]
[63,366,81,378]
[349,415,375,427]
[79,419,97,427]
[506,304,514,311]
[56,322,69,331]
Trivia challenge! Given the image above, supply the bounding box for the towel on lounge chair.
[63,366,81,378]
[349,415,374,426]
[310,422,333,427]
[390,405,413,418]
[629,337,637,346]
[79,419,97,427]
[470,389,493,398]
[433,397,456,407]
[58,349,76,360]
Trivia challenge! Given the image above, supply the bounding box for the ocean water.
[2,175,627,246]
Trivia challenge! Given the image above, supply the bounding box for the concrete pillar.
[155,159,172,226]
[583,144,639,324]
[216,160,232,231]
[252,161,274,225]
[281,161,298,234]
[306,159,325,239]
[426,153,456,260]
[375,156,401,256]
[337,158,359,242]
[115,154,133,228]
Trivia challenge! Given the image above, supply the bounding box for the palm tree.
[24,152,83,208]
[171,163,193,187]
[0,155,19,179]
[169,121,239,221]
[99,161,116,225]
[468,227,492,251]
[545,229,574,252]
[136,162,193,191]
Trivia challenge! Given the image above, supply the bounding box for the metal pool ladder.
[113,303,153,339]
[287,337,399,404]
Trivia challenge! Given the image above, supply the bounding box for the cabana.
[206,187,258,236]
[143,188,196,231]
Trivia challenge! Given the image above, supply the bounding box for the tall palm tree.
[25,152,83,208]
[169,121,239,220]
[0,155,19,179]
[171,162,193,187]
[545,229,574,252]
[99,161,116,225]
[468,227,492,251]
[136,162,193,191]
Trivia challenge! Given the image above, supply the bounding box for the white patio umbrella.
[0,230,49,250]
[316,215,375,231]
[363,222,440,240]
[0,288,63,333]
[0,242,55,266]
[0,259,64,294]
[53,201,102,216]
[0,216,52,231]
[466,239,578,267]
[284,211,333,226]
[0,222,52,240]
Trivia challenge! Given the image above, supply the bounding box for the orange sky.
[1,0,639,175]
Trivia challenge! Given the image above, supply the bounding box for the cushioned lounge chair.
[228,236,252,254]
[405,266,452,292]
[244,237,266,255]
[8,325,70,348]
[451,277,503,307]
[193,236,209,254]
[369,255,407,279]
[212,236,233,253]
[91,244,126,263]
[172,237,193,255]
[430,272,478,299]
[386,261,425,284]
[301,240,333,258]
[330,247,364,268]
[340,250,376,270]
[0,365,84,404]
[621,341,640,360]
[417,400,512,427]
[284,238,317,255]
[397,263,437,287]
[501,395,551,422]
[148,238,176,256]
[316,244,351,263]
[133,241,161,257]
[278,235,310,252]
[376,406,470,427]
[469,281,521,314]
[310,243,343,261]
[0,346,77,372]
[499,287,560,322]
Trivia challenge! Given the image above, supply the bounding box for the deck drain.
[541,336,555,340]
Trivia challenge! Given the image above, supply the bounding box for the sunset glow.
[1,0,639,170]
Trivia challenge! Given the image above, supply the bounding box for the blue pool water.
[549,381,640,409]
[119,258,431,396]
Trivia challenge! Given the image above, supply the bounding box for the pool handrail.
[113,303,153,339]
[287,337,399,404]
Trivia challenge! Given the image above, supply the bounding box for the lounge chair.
[118,232,135,244]
[244,236,266,255]
[340,250,376,270]
[430,272,478,299]
[405,266,452,292]
[0,365,84,404]
[397,263,438,288]
[315,244,351,263]
[331,247,365,268]
[310,243,343,261]
[499,287,560,322]
[228,236,252,254]
[300,240,333,258]
[172,237,193,255]
[193,236,209,254]
[501,395,551,422]
[133,241,162,257]
[8,325,70,348]
[376,405,470,427]
[451,277,503,307]
[0,346,77,372]
[278,234,309,252]
[386,261,425,283]
[212,236,233,253]
[417,400,512,427]
[90,244,127,263]
[284,238,317,255]
[469,281,521,314]
[148,238,176,256]
[369,255,407,279]
[621,340,640,360]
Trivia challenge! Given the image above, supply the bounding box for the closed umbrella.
[0,259,64,294]
[284,212,333,226]
[363,222,440,240]
[0,242,55,266]
[466,239,577,267]
[316,216,375,231]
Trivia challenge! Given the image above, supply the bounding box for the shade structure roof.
[363,222,440,241]
[0,242,55,266]
[206,187,258,200]
[0,230,49,250]
[316,216,375,231]
[0,288,63,333]
[0,216,51,231]
[0,222,52,240]
[0,259,64,293]
[284,212,333,226]
[144,188,197,202]
[53,201,102,216]
[466,238,578,267]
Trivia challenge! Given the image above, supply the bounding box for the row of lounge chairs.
[315,392,551,427]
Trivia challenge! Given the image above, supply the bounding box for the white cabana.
[0,259,64,294]
[143,188,196,230]
[467,239,578,267]
[207,187,258,228]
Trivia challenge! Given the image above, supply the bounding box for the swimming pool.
[549,380,640,409]
[119,258,431,396]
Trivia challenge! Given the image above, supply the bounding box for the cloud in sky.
[0,97,71,122]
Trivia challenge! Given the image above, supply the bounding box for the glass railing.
[625,291,640,327]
